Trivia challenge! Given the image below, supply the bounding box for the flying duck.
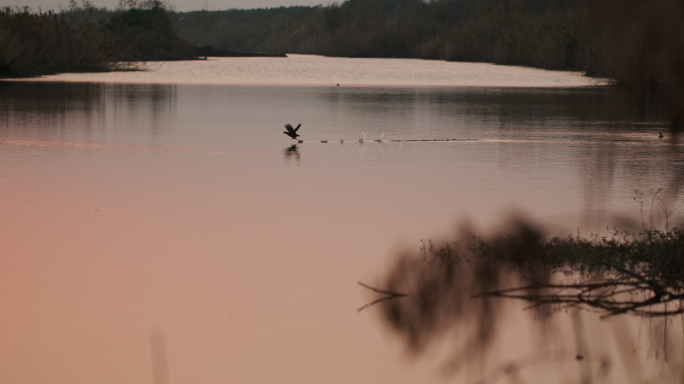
[283,123,302,141]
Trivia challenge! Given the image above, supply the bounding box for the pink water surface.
[0,57,680,383]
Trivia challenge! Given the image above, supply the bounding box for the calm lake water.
[1,55,682,384]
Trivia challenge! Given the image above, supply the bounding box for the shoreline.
[1,54,606,88]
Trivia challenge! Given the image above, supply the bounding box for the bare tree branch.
[357,281,407,312]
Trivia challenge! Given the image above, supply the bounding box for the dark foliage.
[581,0,684,86]
[174,6,319,54]
[0,0,200,77]
[174,0,683,86]
[108,2,196,61]
[0,7,120,77]
[5,0,682,84]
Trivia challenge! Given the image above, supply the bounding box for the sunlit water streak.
[16,54,599,87]
[0,56,681,384]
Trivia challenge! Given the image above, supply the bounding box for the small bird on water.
[659,132,664,139]
[284,123,302,142]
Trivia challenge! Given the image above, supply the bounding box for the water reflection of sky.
[0,71,682,384]
[17,54,599,87]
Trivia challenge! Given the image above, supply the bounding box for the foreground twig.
[357,281,408,312]
[473,272,684,318]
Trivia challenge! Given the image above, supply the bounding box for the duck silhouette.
[659,132,664,139]
[283,123,301,141]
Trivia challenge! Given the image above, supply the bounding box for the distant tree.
[108,0,196,60]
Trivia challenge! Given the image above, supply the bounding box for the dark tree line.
[107,1,196,60]
[2,0,682,85]
[0,7,119,77]
[0,0,194,77]
[176,0,683,86]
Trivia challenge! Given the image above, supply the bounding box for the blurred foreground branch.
[357,281,407,312]
[361,219,684,373]
[473,264,684,318]
[367,225,684,320]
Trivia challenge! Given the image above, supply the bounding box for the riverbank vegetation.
[2,0,682,85]
[177,0,683,86]
[0,0,195,77]
[106,1,196,61]
[0,7,119,77]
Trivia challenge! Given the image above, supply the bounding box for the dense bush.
[0,7,119,76]
[581,0,684,86]
[108,1,196,60]
[0,0,200,77]
[174,6,319,53]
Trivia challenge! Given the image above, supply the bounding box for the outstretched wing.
[293,123,301,132]
[285,124,294,133]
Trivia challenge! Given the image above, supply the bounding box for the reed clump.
[0,7,120,77]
